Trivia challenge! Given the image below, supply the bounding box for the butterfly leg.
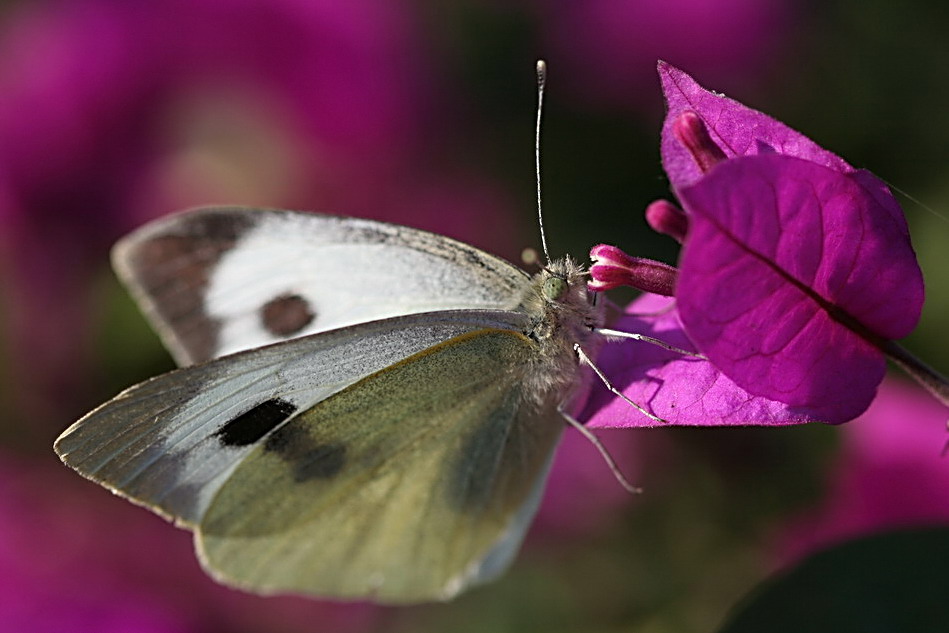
[573,343,668,424]
[594,328,705,358]
[556,404,642,494]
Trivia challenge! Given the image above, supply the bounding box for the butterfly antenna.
[535,59,552,265]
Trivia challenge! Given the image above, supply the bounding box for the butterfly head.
[538,257,592,308]
[524,257,602,346]
[542,275,568,302]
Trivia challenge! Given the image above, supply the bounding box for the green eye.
[542,276,568,301]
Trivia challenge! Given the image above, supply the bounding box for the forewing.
[196,329,563,604]
[54,310,529,527]
[113,206,531,365]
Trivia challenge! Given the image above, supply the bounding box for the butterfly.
[53,205,611,603]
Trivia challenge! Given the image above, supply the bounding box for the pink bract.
[660,60,914,239]
[582,294,824,427]
[772,378,949,568]
[659,61,850,189]
[675,154,923,421]
[654,63,924,422]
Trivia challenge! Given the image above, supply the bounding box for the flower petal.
[658,63,914,241]
[582,294,827,428]
[675,154,924,421]
[772,378,949,568]
[658,61,851,185]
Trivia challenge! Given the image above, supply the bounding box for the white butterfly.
[54,205,613,603]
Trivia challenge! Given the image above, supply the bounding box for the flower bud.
[672,110,726,173]
[588,244,678,296]
[645,199,689,243]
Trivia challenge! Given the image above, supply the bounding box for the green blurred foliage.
[719,528,949,633]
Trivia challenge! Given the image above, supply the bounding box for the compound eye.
[542,276,568,301]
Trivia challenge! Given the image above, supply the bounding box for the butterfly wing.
[196,327,563,604]
[54,310,530,527]
[112,207,531,365]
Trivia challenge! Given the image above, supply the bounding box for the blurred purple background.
[1,1,947,631]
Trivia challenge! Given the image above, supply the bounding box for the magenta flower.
[582,294,827,427]
[589,63,940,424]
[536,0,797,110]
[0,454,377,633]
[534,428,645,534]
[588,244,677,295]
[0,0,517,423]
[771,378,949,568]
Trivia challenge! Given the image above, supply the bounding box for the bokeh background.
[1,1,948,631]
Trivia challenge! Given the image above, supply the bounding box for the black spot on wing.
[264,422,347,481]
[125,209,258,363]
[263,421,307,455]
[291,444,347,482]
[260,293,316,337]
[446,389,519,511]
[215,398,297,447]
